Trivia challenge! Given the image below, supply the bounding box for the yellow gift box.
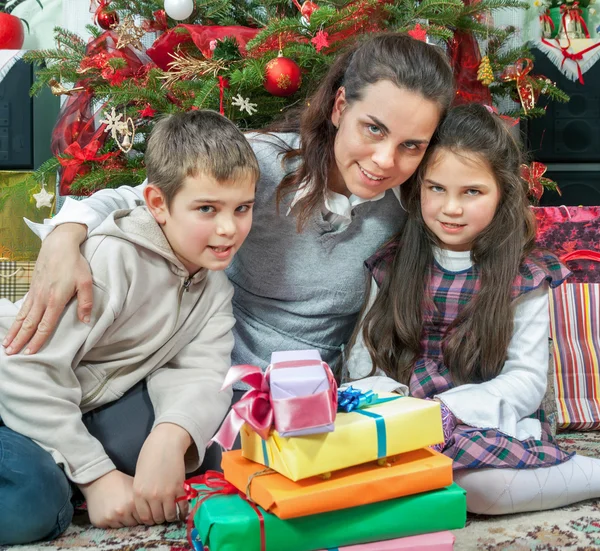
[241,394,443,481]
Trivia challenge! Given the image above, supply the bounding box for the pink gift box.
[268,349,337,437]
[316,531,455,551]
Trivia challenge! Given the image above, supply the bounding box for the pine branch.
[21,157,60,193]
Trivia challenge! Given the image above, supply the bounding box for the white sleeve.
[437,285,550,440]
[25,182,147,240]
[345,277,409,395]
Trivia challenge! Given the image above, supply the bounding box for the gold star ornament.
[114,15,145,51]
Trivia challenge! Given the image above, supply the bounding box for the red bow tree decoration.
[51,30,152,195]
[501,58,539,114]
[57,133,119,195]
[520,162,560,201]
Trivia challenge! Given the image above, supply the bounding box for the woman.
[6,34,454,366]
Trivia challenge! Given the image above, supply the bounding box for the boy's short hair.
[145,109,260,207]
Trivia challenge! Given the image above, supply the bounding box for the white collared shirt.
[287,184,403,232]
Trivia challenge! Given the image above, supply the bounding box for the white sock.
[454,454,600,515]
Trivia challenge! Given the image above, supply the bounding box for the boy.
[0,110,259,544]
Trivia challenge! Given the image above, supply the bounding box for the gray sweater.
[33,132,405,370]
[228,133,405,369]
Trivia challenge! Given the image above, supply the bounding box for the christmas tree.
[24,0,568,196]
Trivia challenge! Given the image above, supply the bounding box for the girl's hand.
[3,223,91,355]
[79,470,141,528]
[133,423,192,525]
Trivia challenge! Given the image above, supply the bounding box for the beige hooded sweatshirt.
[0,207,234,484]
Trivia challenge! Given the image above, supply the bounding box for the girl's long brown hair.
[360,103,537,386]
[264,33,455,231]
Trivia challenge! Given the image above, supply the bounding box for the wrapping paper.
[222,447,452,519]
[191,483,466,551]
[269,349,337,437]
[319,531,455,550]
[0,261,34,302]
[241,394,443,480]
[0,171,55,261]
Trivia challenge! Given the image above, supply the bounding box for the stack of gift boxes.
[184,350,466,551]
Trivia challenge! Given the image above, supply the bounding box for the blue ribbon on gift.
[260,387,400,465]
[338,386,400,459]
[337,386,398,413]
[190,528,203,551]
[261,438,270,467]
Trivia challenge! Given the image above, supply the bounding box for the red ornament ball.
[264,56,302,97]
[96,8,119,30]
[0,12,24,49]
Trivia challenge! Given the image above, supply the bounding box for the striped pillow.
[549,283,600,431]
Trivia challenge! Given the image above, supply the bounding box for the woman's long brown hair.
[263,33,455,231]
[360,103,537,386]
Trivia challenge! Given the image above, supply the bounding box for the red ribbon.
[540,12,555,30]
[56,129,118,194]
[520,161,552,201]
[540,3,598,85]
[218,76,229,116]
[176,471,266,551]
[500,58,535,114]
[540,36,600,84]
[142,9,169,32]
[560,2,589,38]
[561,250,600,263]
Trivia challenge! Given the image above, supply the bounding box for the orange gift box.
[222,447,452,520]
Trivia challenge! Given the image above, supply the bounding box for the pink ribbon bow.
[211,365,274,450]
[211,359,338,449]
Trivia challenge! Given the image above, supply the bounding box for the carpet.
[3,432,599,551]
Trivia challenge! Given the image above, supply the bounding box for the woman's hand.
[3,223,91,355]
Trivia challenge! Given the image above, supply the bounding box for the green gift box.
[191,481,466,551]
[0,171,55,261]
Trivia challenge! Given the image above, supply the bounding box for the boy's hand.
[78,470,141,528]
[133,423,192,525]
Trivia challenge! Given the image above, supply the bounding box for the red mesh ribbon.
[146,25,261,70]
[142,9,168,32]
[449,30,492,106]
[176,471,266,551]
[51,31,151,195]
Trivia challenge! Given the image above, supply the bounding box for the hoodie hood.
[90,206,207,283]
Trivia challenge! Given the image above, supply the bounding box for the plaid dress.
[366,245,574,470]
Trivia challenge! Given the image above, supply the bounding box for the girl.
[346,103,600,515]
